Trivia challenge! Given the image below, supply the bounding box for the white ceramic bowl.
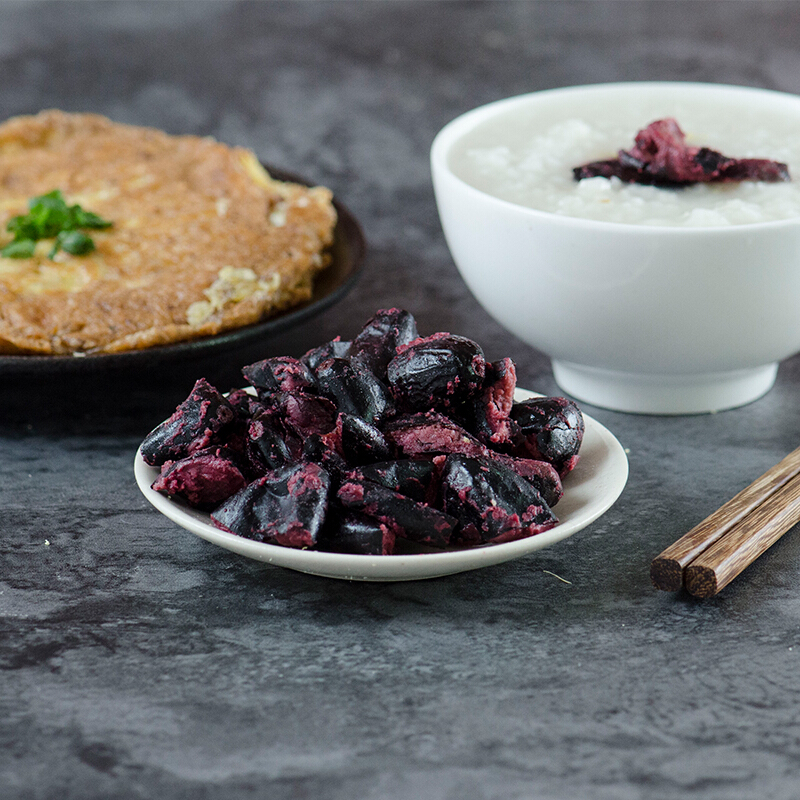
[431,82,800,414]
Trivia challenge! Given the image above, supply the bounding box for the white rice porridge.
[448,93,800,227]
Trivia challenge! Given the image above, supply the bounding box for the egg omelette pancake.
[0,110,337,355]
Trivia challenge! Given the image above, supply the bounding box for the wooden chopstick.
[651,445,800,595]
[684,475,800,597]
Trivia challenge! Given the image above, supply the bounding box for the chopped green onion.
[70,207,113,230]
[50,230,96,258]
[1,239,37,258]
[2,189,112,260]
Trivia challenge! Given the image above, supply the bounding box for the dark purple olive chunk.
[461,357,518,447]
[510,397,584,476]
[247,413,295,472]
[302,434,350,481]
[226,388,263,419]
[349,308,419,381]
[574,118,790,187]
[242,356,316,394]
[351,460,439,505]
[712,156,790,183]
[489,454,563,508]
[441,455,557,545]
[141,378,235,467]
[151,446,248,510]
[336,413,392,466]
[275,392,338,438]
[302,336,351,370]
[573,159,647,183]
[384,412,485,459]
[337,478,457,548]
[387,332,486,412]
[212,462,330,549]
[313,357,389,425]
[317,510,396,555]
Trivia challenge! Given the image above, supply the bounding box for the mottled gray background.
[3,2,800,799]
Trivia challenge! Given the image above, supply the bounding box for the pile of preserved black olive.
[141,309,585,556]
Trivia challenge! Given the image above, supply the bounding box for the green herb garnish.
[50,230,96,258]
[1,190,112,259]
[1,239,36,258]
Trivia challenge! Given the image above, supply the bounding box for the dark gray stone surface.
[3,2,800,798]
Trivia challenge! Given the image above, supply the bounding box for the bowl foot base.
[552,361,778,415]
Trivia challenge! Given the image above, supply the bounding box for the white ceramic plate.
[134,390,628,581]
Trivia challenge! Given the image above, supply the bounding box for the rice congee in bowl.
[431,83,800,414]
[448,89,799,227]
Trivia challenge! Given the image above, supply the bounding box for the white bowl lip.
[431,80,800,235]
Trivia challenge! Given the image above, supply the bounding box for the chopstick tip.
[685,564,719,598]
[650,556,683,592]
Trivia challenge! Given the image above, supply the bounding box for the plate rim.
[134,389,629,581]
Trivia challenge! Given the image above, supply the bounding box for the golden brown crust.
[0,110,337,354]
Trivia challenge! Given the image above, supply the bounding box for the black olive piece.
[317,508,396,555]
[211,462,331,549]
[215,416,251,466]
[573,159,649,183]
[275,391,338,438]
[242,356,317,394]
[458,357,519,447]
[490,454,563,508]
[349,308,419,381]
[715,157,789,182]
[140,378,236,467]
[351,459,439,505]
[151,446,248,510]
[575,119,790,187]
[441,454,557,545]
[510,397,585,476]
[386,332,486,412]
[313,357,389,425]
[302,337,352,370]
[383,411,486,460]
[247,414,294,472]
[338,413,393,466]
[302,434,350,483]
[226,388,262,419]
[337,477,457,548]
